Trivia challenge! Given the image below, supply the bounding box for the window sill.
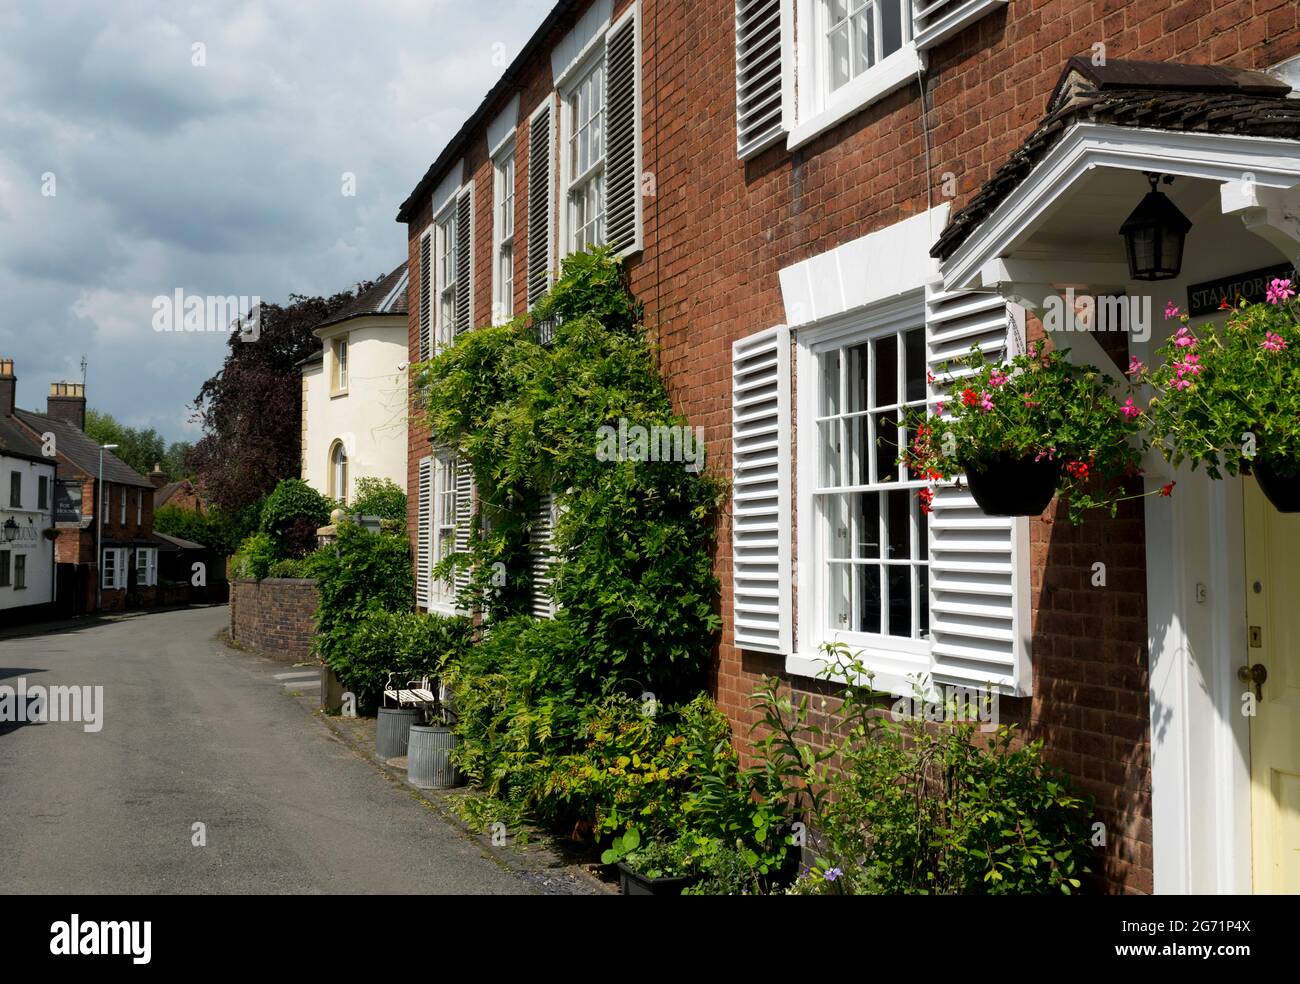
[787,46,922,154]
[330,388,349,399]
[785,637,934,699]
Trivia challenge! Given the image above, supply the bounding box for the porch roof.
[931,57,1300,261]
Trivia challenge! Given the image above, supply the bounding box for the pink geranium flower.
[989,370,1008,388]
[1121,398,1141,419]
[1266,278,1295,305]
[979,392,995,412]
[1173,326,1197,348]
[1164,301,1180,320]
[1126,356,1146,377]
[1262,330,1287,353]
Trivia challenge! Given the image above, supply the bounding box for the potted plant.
[902,342,1144,523]
[1135,282,1300,511]
[602,828,704,895]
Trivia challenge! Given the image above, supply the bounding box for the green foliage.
[259,478,331,556]
[154,502,258,557]
[311,522,415,683]
[230,532,279,581]
[1137,293,1300,479]
[755,647,1094,895]
[85,409,191,480]
[330,608,473,703]
[419,247,725,696]
[902,342,1143,523]
[266,550,330,580]
[350,477,407,526]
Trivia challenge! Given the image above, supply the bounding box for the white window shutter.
[912,0,1009,52]
[526,103,553,307]
[530,491,557,619]
[419,229,433,360]
[731,324,791,654]
[924,289,1031,695]
[604,13,639,255]
[452,455,474,606]
[455,189,473,335]
[416,456,432,609]
[734,0,785,159]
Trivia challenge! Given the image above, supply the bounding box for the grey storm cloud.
[0,0,551,440]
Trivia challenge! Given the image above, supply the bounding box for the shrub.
[260,479,331,556]
[331,609,473,704]
[154,501,260,557]
[231,533,278,581]
[350,477,407,526]
[311,521,414,675]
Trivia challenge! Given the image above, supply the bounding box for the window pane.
[874,333,897,407]
[819,420,843,487]
[852,415,871,486]
[853,7,874,74]
[856,564,881,634]
[887,565,911,637]
[904,327,926,403]
[918,566,929,639]
[886,488,910,559]
[874,411,898,482]
[916,490,928,560]
[828,562,851,630]
[846,342,869,414]
[854,492,880,558]
[827,495,850,559]
[881,0,903,56]
[829,23,850,91]
[820,351,841,416]
[829,0,849,23]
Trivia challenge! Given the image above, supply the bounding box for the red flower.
[1065,460,1090,480]
[1219,298,1232,311]
[918,487,934,514]
[1160,481,1176,497]
[960,388,978,406]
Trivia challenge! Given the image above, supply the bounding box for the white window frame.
[492,143,516,325]
[333,336,349,392]
[135,546,157,587]
[788,0,920,151]
[330,440,348,504]
[136,488,142,526]
[119,486,126,526]
[561,53,607,256]
[12,551,24,590]
[795,291,932,693]
[433,199,459,351]
[429,449,460,613]
[102,547,126,590]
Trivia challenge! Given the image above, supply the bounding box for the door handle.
[1237,663,1268,701]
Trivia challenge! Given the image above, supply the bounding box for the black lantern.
[1119,173,1192,281]
[2,517,17,543]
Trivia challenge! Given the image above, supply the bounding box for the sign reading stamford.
[1187,263,1300,316]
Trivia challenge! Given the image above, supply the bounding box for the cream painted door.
[1244,477,1300,893]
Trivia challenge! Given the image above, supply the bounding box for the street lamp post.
[96,443,118,614]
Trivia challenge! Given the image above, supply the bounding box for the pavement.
[0,605,607,895]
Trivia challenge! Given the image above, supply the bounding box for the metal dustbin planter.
[377,707,420,762]
[407,724,460,789]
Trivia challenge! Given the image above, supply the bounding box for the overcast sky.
[0,0,552,442]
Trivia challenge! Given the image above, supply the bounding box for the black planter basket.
[617,862,698,896]
[961,454,1062,517]
[1252,458,1300,513]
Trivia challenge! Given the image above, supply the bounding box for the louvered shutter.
[924,289,1031,694]
[604,14,639,254]
[455,189,473,334]
[416,456,432,609]
[530,491,557,619]
[735,0,785,159]
[419,228,433,359]
[912,0,1008,51]
[526,104,553,306]
[452,455,474,606]
[731,324,791,654]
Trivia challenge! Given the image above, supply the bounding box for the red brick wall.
[229,578,320,662]
[404,0,1300,893]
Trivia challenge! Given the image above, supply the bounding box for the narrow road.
[0,606,530,894]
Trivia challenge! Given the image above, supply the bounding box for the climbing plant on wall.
[417,248,725,698]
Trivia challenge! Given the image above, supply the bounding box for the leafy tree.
[350,477,407,526]
[188,284,376,511]
[259,478,332,557]
[84,409,194,480]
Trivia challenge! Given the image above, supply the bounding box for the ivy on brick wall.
[418,248,725,698]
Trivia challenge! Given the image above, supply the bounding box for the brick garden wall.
[403,0,1300,894]
[229,578,319,662]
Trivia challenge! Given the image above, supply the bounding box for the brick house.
[2,365,164,614]
[397,0,1300,893]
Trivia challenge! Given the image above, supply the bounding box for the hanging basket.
[960,454,1062,517]
[1252,458,1300,513]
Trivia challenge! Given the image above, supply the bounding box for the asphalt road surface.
[0,606,531,894]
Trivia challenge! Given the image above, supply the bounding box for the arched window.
[329,441,349,504]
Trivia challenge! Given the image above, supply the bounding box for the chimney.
[47,381,86,430]
[0,359,14,417]
[149,463,168,488]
